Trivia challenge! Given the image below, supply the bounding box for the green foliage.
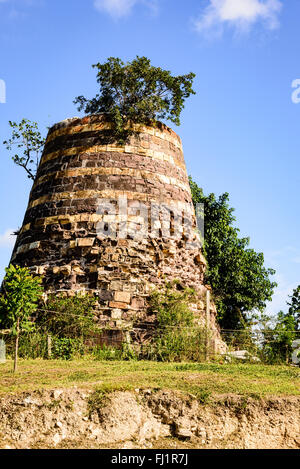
[74,56,196,142]
[51,337,84,360]
[195,389,212,404]
[93,344,121,361]
[221,328,260,357]
[147,281,207,362]
[36,293,97,339]
[0,265,43,333]
[120,342,138,361]
[88,383,133,416]
[0,264,43,371]
[3,119,45,180]
[149,280,195,328]
[18,332,48,359]
[93,342,138,361]
[260,306,298,364]
[287,285,300,330]
[87,388,110,415]
[189,177,277,330]
[149,327,207,362]
[3,331,49,359]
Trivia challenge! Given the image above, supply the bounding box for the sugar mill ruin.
[9,114,224,351]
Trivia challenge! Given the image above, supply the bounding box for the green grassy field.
[0,360,299,398]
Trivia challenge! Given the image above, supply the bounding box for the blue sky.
[0,0,299,316]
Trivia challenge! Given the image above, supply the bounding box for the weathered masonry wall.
[10,114,223,348]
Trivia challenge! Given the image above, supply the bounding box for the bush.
[18,332,48,359]
[260,312,298,364]
[36,293,97,339]
[4,332,48,359]
[149,281,196,328]
[147,281,207,362]
[51,337,84,360]
[148,327,207,362]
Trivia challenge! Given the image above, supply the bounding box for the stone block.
[110,281,123,290]
[76,238,94,247]
[61,265,72,276]
[37,265,48,275]
[131,297,145,310]
[114,291,131,304]
[111,309,122,320]
[72,265,84,274]
[109,301,128,310]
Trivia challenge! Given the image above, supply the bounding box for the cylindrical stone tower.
[10,114,223,346]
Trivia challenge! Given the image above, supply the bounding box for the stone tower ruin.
[10,114,223,347]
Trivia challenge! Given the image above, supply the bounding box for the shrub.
[18,332,48,359]
[51,337,84,360]
[149,281,195,328]
[149,327,207,362]
[36,293,97,339]
[147,281,207,362]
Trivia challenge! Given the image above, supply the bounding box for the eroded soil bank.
[0,388,299,449]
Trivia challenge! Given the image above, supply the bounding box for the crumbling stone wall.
[10,114,223,347]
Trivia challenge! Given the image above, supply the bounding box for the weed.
[87,382,133,416]
[46,399,62,410]
[195,389,212,405]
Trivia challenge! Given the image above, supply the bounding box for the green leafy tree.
[287,285,300,330]
[3,119,46,180]
[189,177,277,330]
[0,265,43,372]
[74,56,196,142]
[262,311,297,364]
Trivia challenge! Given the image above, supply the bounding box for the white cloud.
[0,229,16,248]
[194,0,282,36]
[93,0,156,18]
[94,0,136,18]
[0,0,42,20]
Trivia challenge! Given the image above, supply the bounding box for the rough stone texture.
[10,114,223,348]
[0,388,299,449]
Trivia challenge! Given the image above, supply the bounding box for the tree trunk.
[13,318,20,373]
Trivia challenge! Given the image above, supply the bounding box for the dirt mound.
[0,388,299,449]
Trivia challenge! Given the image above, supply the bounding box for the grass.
[0,359,299,398]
